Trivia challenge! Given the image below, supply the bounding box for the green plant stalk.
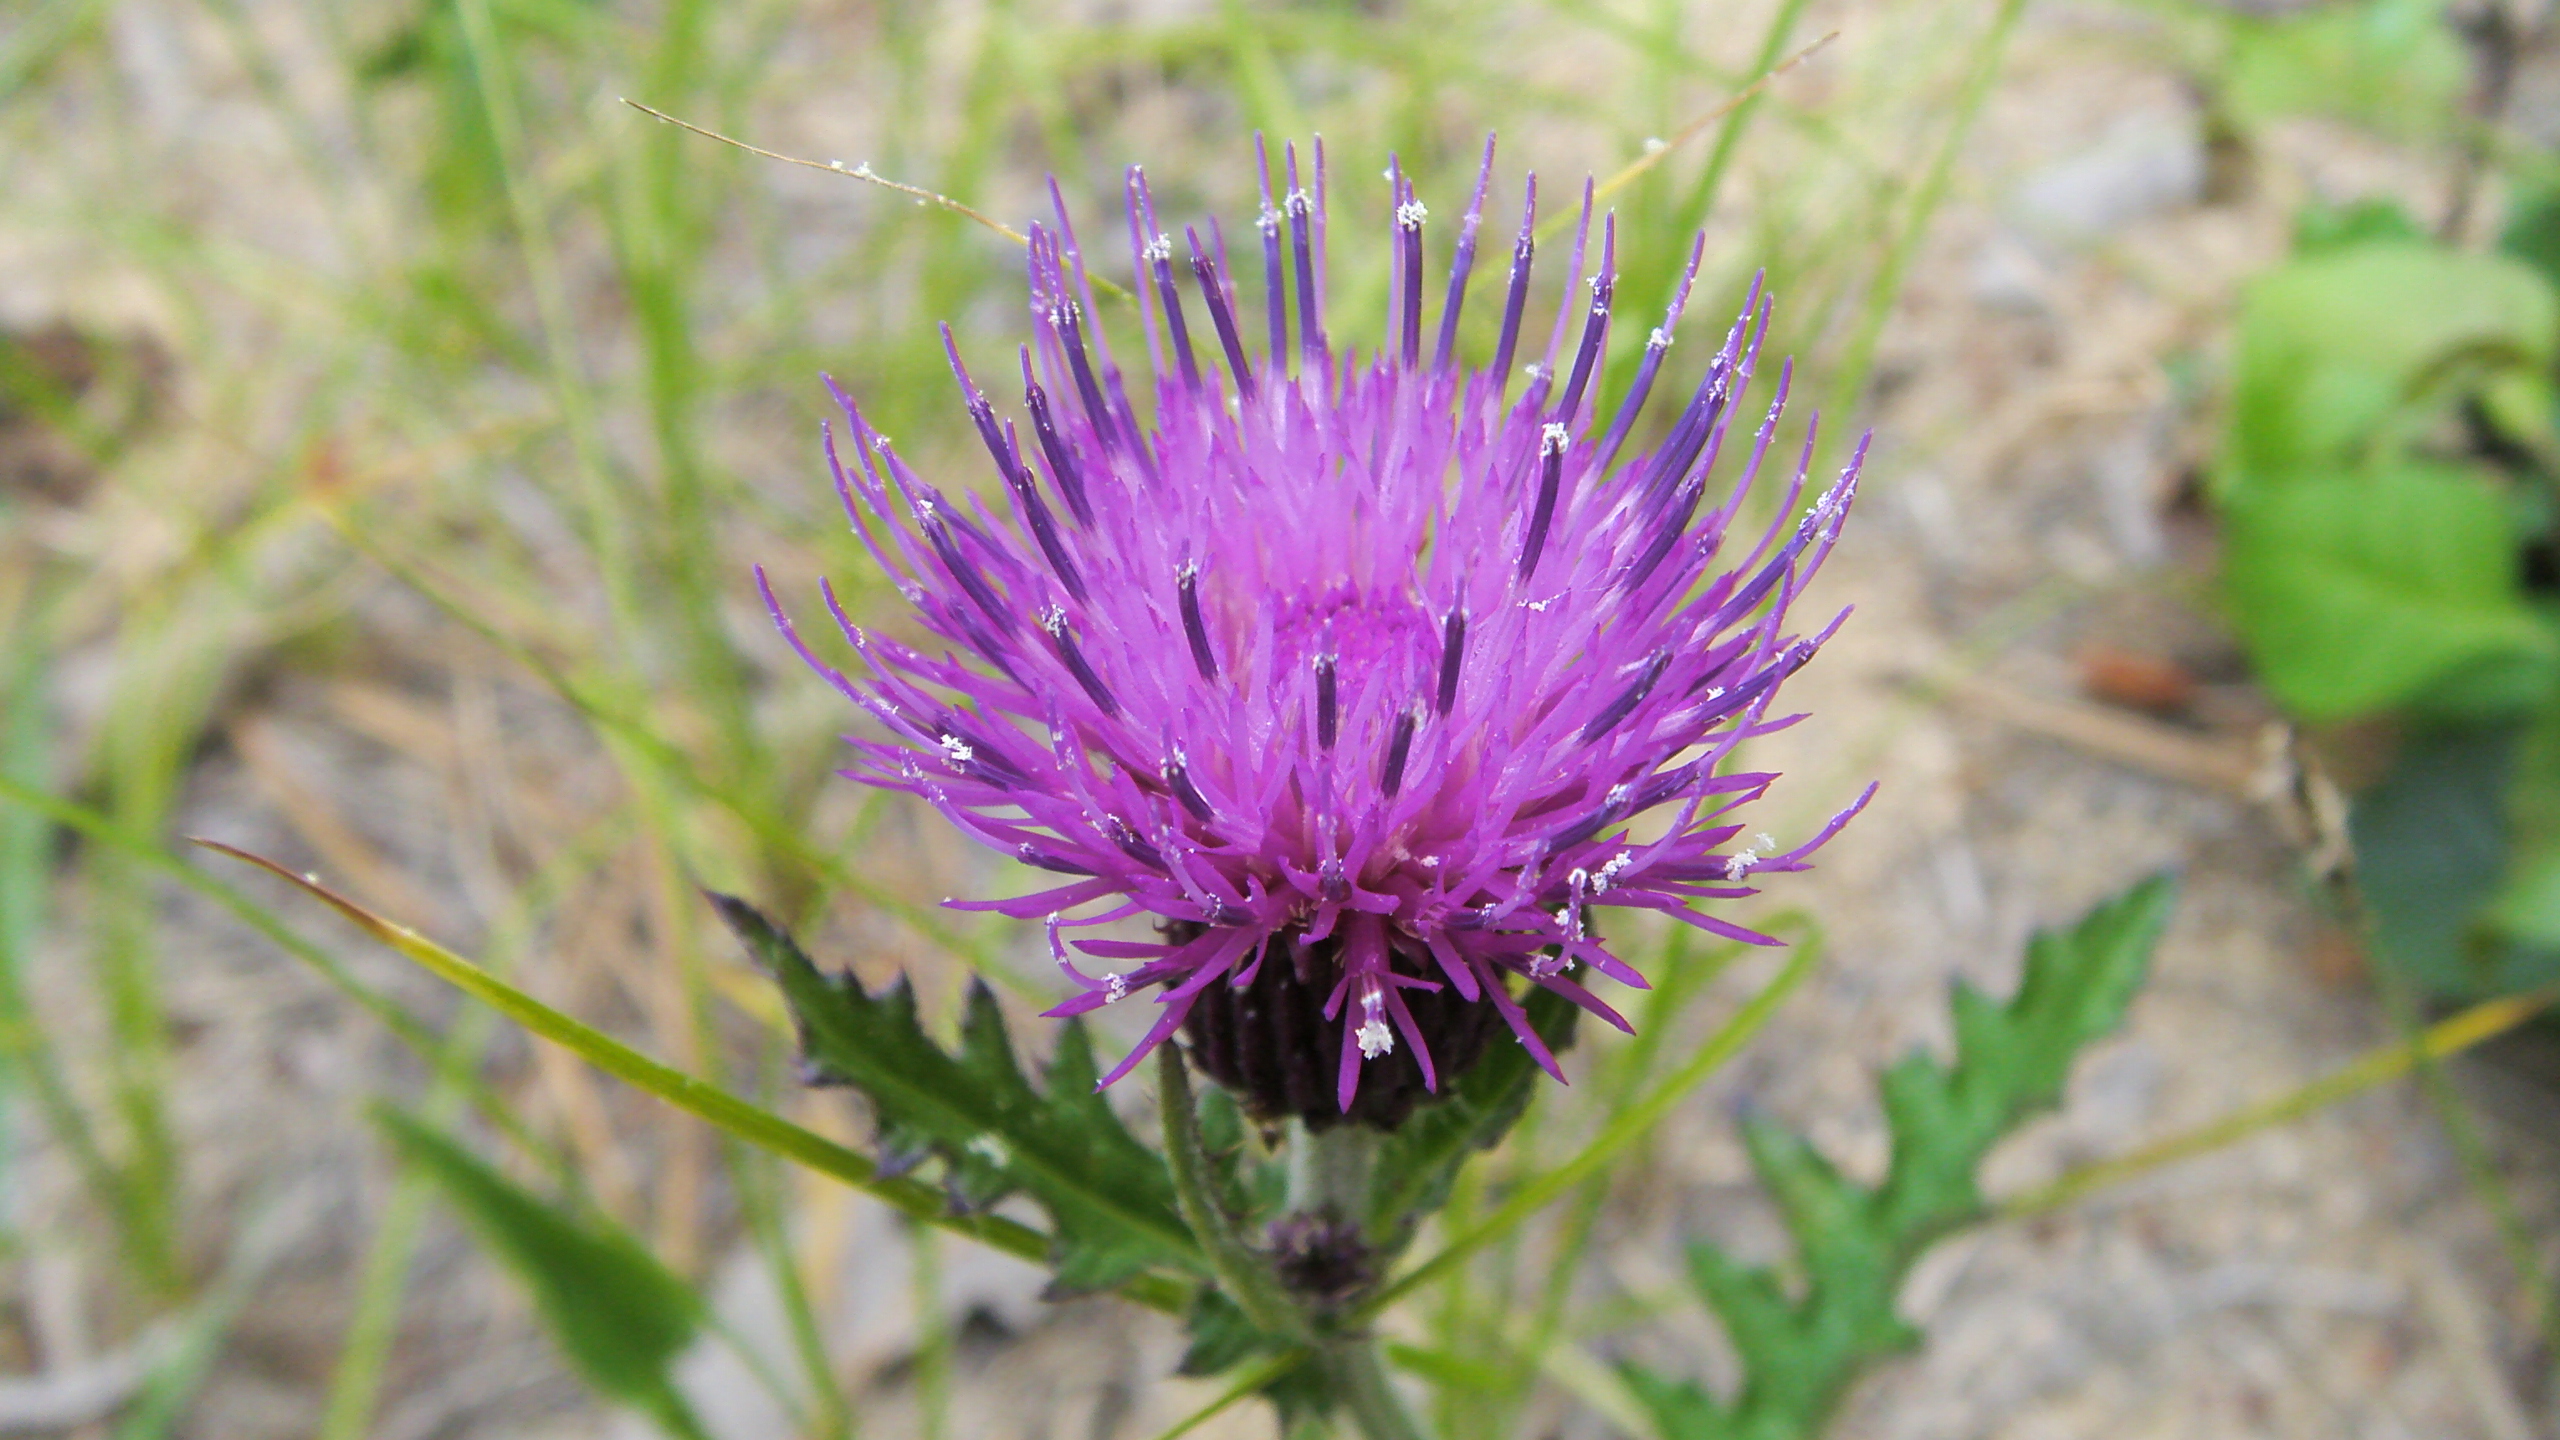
[0,601,120,1247]
[2372,964,2560,1373]
[1284,1123,1426,1440]
[2002,983,2557,1217]
[1160,1045,1300,1337]
[912,1221,951,1440]
[1317,1337,1428,1440]
[729,1122,857,1440]
[1620,0,1810,348]
[321,1002,509,1440]
[1363,935,1821,1319]
[195,839,1195,1314]
[323,809,644,1438]
[1423,1150,1490,1439]
[450,0,647,663]
[93,608,211,1296]
[1287,1120,1377,1221]
[318,1170,435,1440]
[611,0,778,831]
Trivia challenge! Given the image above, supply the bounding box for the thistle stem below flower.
[1279,1122,1428,1440]
[1285,1118,1375,1223]
[1317,1339,1430,1440]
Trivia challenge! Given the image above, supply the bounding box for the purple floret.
[764,135,1874,1128]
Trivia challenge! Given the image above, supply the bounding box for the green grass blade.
[112,1188,302,1438]
[2003,980,2557,1217]
[192,839,1193,1315]
[317,1171,434,1440]
[1823,0,2027,452]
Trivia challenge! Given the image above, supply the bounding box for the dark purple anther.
[1164,750,1217,822]
[1592,231,1704,473]
[1634,364,1727,512]
[1132,183,1200,392]
[1554,217,1615,424]
[1380,707,1419,797]
[1022,364,1096,528]
[1490,176,1538,388]
[1041,605,1118,717]
[1257,135,1288,367]
[1434,608,1466,716]
[1004,421,1087,603]
[1055,300,1122,453]
[1019,843,1097,876]
[1580,649,1672,744]
[921,502,1016,634]
[1189,230,1256,400]
[1393,167,1425,371]
[1620,469,1705,596]
[1519,424,1566,582]
[1108,814,1165,870]
[1433,136,1498,372]
[1178,562,1219,680]
[943,327,1018,486]
[1286,142,1324,364]
[1315,653,1338,749]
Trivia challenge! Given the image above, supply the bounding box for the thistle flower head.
[764,136,1874,1128]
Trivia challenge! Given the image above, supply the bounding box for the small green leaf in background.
[2223,244,2557,487]
[1620,874,2176,1440]
[2488,847,2560,951]
[2501,180,2560,299]
[2355,724,2560,999]
[2220,463,2556,721]
[709,892,1200,1295]
[373,1106,712,1440]
[2293,197,2424,256]
[2221,0,2466,142]
[2490,694,2560,956]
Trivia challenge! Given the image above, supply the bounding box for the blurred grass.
[0,0,2052,1431]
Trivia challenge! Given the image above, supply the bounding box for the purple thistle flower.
[763,136,1875,1129]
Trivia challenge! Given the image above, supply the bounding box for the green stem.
[1285,1119,1375,1223]
[1157,1045,1301,1337]
[1278,1122,1425,1440]
[1317,1337,1428,1440]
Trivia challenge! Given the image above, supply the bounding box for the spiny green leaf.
[372,1105,711,1440]
[1177,1287,1266,1378]
[1626,874,2175,1440]
[709,892,1199,1293]
[2222,0,2466,142]
[1365,985,1578,1253]
[1176,1290,1330,1423]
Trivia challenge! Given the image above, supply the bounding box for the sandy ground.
[4,2,2558,1438]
